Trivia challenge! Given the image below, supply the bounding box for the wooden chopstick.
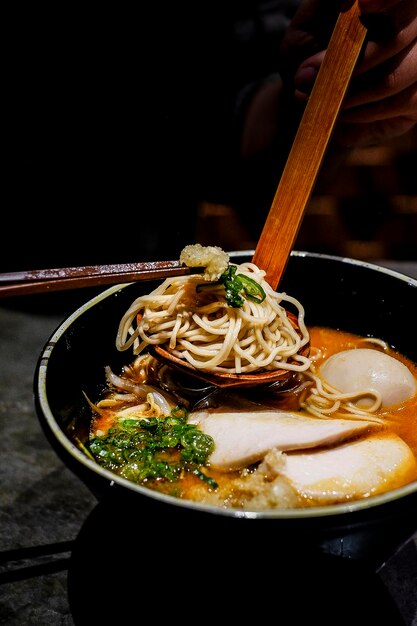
[0,260,192,297]
[252,0,367,290]
[0,540,75,583]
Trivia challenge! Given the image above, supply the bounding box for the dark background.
[6,3,415,273]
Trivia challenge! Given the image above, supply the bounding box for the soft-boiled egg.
[320,348,417,408]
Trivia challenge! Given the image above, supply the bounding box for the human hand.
[283,0,417,146]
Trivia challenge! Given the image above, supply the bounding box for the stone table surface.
[1,261,417,625]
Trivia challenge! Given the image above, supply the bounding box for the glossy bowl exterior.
[34,252,417,565]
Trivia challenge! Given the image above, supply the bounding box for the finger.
[344,41,417,108]
[278,0,340,80]
[357,1,417,73]
[342,81,417,123]
[359,0,403,13]
[293,50,324,95]
[334,116,416,147]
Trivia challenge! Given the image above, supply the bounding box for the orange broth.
[308,326,417,459]
[89,326,417,506]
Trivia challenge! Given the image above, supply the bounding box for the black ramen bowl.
[34,251,417,593]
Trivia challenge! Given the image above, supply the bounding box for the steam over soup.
[86,247,417,510]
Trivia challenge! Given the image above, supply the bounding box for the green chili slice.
[220,264,266,308]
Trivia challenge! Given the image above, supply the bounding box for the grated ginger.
[179,243,229,282]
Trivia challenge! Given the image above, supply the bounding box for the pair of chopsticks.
[0,260,193,298]
[0,540,74,584]
[1,1,367,300]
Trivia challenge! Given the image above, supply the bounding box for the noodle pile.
[116,261,311,374]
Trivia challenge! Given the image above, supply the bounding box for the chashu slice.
[278,433,417,503]
[189,410,378,471]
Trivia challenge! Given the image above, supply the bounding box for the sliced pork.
[279,433,417,503]
[189,409,378,471]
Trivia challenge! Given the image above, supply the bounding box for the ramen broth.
[88,326,417,509]
[308,327,417,451]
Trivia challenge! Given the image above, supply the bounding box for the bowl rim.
[35,250,417,519]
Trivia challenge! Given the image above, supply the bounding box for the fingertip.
[294,66,318,94]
